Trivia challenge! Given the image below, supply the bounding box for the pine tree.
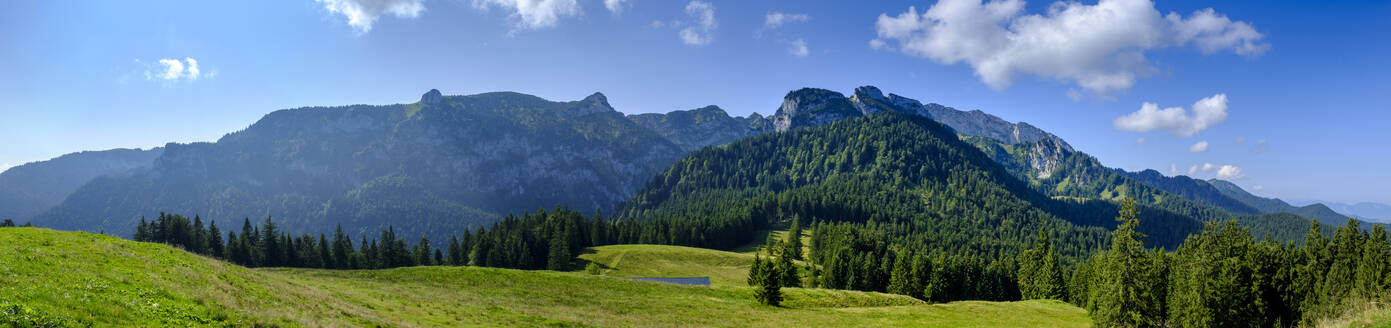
[1356,225,1390,297]
[317,234,332,269]
[208,221,223,259]
[1091,197,1160,328]
[261,217,280,267]
[448,235,463,266]
[751,253,783,306]
[887,251,914,296]
[332,225,349,269]
[785,216,803,260]
[776,243,800,288]
[134,217,149,242]
[547,233,570,270]
[1018,229,1066,300]
[192,215,207,255]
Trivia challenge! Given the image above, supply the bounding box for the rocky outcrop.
[421,89,444,104]
[771,88,862,132]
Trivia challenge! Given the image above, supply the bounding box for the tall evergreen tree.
[1091,198,1160,328]
[317,234,332,269]
[1356,224,1390,298]
[1018,229,1066,300]
[785,216,803,260]
[208,221,223,259]
[547,233,570,270]
[331,225,349,269]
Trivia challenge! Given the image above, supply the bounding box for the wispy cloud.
[764,11,809,29]
[1114,94,1229,137]
[316,0,426,34]
[1189,140,1209,152]
[474,0,582,31]
[679,1,717,46]
[604,0,630,15]
[871,0,1267,96]
[786,38,808,57]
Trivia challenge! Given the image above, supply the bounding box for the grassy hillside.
[576,244,757,286]
[0,228,1093,327]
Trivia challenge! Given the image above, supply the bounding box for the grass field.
[576,244,759,286]
[0,227,1095,327]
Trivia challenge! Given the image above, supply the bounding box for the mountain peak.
[851,85,886,102]
[579,92,614,113]
[421,89,444,104]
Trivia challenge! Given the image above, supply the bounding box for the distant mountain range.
[1286,200,1391,223]
[1,85,1364,242]
[0,148,162,220]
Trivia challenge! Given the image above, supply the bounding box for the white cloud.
[1202,163,1218,172]
[1216,165,1244,180]
[1252,185,1264,191]
[1136,137,1146,145]
[1114,93,1228,137]
[787,38,809,57]
[679,1,717,46]
[604,0,629,15]
[765,11,809,29]
[1188,140,1208,152]
[1169,163,1179,176]
[871,0,1267,95]
[869,39,890,50]
[316,0,426,33]
[1188,164,1199,175]
[143,57,205,84]
[474,0,582,31]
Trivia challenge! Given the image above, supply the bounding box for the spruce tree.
[1091,197,1159,328]
[1018,229,1065,300]
[1356,225,1390,297]
[887,251,914,296]
[751,253,783,306]
[785,216,803,260]
[208,221,223,259]
[317,234,332,269]
[547,233,570,270]
[776,243,800,288]
[332,225,349,269]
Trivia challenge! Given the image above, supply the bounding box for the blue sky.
[1,0,1388,204]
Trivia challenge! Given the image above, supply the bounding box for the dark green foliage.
[749,253,783,306]
[622,112,1204,269]
[785,216,803,261]
[1071,204,1391,327]
[1017,229,1066,300]
[0,219,13,227]
[1090,198,1162,328]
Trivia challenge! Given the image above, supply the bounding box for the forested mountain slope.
[0,148,162,221]
[618,112,1204,264]
[1209,179,1353,226]
[35,90,684,241]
